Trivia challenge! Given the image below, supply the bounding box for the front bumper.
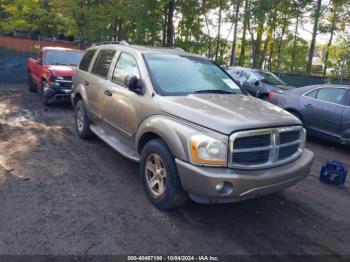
[176,149,314,203]
[44,86,73,103]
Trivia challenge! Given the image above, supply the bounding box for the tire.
[75,99,94,139]
[28,74,36,92]
[140,139,188,210]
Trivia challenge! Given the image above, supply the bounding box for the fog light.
[215,182,234,196]
[215,183,225,192]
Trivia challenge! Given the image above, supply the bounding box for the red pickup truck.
[27,47,83,105]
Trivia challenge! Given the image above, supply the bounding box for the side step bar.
[90,124,140,162]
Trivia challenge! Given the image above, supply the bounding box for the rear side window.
[316,88,346,105]
[305,89,318,98]
[91,50,116,78]
[112,53,140,85]
[79,49,96,71]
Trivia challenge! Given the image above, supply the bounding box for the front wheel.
[75,100,94,139]
[28,74,36,92]
[140,139,188,210]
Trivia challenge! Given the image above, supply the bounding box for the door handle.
[104,90,112,97]
[304,103,313,108]
[84,80,89,86]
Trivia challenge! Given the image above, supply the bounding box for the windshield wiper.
[193,89,234,94]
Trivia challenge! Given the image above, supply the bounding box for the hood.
[46,65,76,77]
[158,94,300,135]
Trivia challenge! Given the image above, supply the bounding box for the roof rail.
[92,40,129,47]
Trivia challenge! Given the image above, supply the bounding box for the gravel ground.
[0,84,349,259]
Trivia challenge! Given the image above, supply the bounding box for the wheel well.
[286,109,304,124]
[73,93,82,108]
[137,132,162,154]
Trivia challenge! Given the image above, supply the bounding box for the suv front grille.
[229,126,305,170]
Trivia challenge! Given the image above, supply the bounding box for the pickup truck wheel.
[75,100,94,139]
[28,75,36,92]
[140,139,188,210]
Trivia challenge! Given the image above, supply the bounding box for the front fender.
[135,115,228,162]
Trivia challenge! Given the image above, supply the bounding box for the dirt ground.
[0,84,349,258]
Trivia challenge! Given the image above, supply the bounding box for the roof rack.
[92,40,129,47]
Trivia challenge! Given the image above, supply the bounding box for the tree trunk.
[291,14,299,72]
[162,5,167,46]
[267,29,276,71]
[238,0,249,66]
[259,25,273,69]
[252,20,264,68]
[229,0,241,66]
[276,15,287,72]
[166,0,175,47]
[202,0,212,57]
[306,0,322,75]
[323,7,337,76]
[215,0,223,62]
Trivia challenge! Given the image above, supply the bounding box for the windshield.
[255,70,286,85]
[45,50,83,66]
[144,54,242,96]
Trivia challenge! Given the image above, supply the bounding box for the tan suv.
[72,41,314,210]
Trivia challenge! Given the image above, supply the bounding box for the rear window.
[91,50,116,78]
[79,49,96,71]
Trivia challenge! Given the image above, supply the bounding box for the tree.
[229,0,241,66]
[306,0,322,75]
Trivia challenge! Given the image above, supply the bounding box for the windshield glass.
[255,70,285,85]
[45,50,83,66]
[144,54,242,96]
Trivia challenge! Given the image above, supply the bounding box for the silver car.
[72,42,314,210]
[226,66,295,99]
[270,84,350,145]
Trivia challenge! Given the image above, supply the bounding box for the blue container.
[320,160,347,186]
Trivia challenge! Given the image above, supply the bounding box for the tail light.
[267,92,278,100]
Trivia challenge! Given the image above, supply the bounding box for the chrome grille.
[229,126,305,170]
[233,134,271,149]
[55,76,73,88]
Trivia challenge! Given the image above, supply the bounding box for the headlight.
[189,134,227,166]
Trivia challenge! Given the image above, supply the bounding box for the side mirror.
[124,75,144,95]
[254,80,260,87]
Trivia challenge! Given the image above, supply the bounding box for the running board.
[90,124,140,162]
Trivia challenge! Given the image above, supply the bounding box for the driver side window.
[112,53,140,86]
